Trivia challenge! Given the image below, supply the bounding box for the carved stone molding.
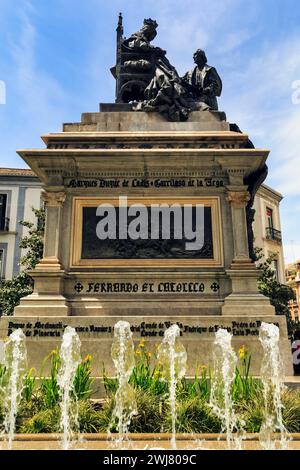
[43,168,228,178]
[226,191,250,208]
[46,142,243,150]
[42,191,66,207]
[226,168,246,186]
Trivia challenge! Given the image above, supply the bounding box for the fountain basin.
[1,433,300,450]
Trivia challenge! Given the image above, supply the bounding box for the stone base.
[14,294,70,316]
[222,294,275,316]
[0,315,293,376]
[221,263,275,315]
[63,109,229,132]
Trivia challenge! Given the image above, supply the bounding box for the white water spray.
[57,326,81,450]
[157,324,187,450]
[210,328,244,449]
[0,329,27,449]
[259,322,289,449]
[110,321,137,443]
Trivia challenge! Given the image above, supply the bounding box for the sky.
[0,0,300,263]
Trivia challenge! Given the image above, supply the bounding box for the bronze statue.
[111,15,222,121]
[182,49,222,110]
[123,18,191,121]
[123,18,161,53]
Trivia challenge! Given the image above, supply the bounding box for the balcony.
[266,227,282,243]
[0,217,9,232]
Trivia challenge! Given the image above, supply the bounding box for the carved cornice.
[43,169,228,179]
[226,191,250,208]
[42,131,250,151]
[46,142,244,150]
[19,148,268,188]
[226,168,248,185]
[42,191,66,207]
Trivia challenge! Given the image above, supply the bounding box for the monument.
[0,15,292,376]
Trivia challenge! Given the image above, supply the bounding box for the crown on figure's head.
[143,18,158,29]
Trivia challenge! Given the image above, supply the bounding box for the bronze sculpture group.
[111,16,222,122]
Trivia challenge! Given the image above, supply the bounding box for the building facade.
[252,183,285,283]
[0,168,42,280]
[285,260,300,322]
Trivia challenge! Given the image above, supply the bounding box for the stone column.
[14,190,70,316]
[222,187,275,316]
[226,190,251,265]
[37,191,66,269]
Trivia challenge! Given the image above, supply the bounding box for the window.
[0,194,7,230]
[271,258,279,281]
[266,207,273,228]
[265,206,281,242]
[0,249,4,279]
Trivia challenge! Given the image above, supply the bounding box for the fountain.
[209,328,243,450]
[157,324,187,450]
[0,329,27,449]
[259,322,289,450]
[57,326,81,450]
[110,321,137,445]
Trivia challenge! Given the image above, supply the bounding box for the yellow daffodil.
[83,354,92,364]
[238,345,247,359]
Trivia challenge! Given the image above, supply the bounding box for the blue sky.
[0,0,300,262]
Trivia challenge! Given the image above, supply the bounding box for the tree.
[0,207,45,315]
[255,247,295,336]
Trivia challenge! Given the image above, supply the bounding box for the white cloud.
[147,0,247,73]
[221,34,300,159]
[0,0,77,168]
[12,1,68,124]
[271,109,300,196]
[217,33,300,253]
[216,28,254,54]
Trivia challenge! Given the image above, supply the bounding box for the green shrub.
[73,355,94,401]
[102,365,118,395]
[175,396,221,434]
[78,400,112,433]
[39,349,61,409]
[281,390,300,432]
[0,363,8,391]
[20,407,60,434]
[232,347,260,402]
[22,368,36,403]
[3,346,300,436]
[178,367,211,401]
[238,388,300,433]
[129,390,167,433]
[129,341,168,396]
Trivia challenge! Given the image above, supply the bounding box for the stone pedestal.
[222,190,274,316]
[14,191,70,316]
[0,108,292,375]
